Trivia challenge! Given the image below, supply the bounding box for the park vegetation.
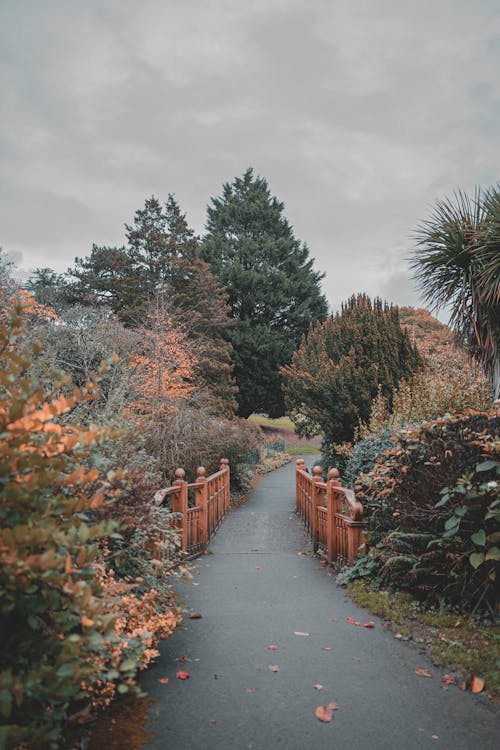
[1,174,499,744]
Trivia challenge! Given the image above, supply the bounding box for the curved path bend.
[142,459,499,750]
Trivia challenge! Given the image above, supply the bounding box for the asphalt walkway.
[141,459,499,750]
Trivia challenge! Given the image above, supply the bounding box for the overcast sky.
[1,0,499,313]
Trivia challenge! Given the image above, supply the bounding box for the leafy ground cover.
[347,580,500,697]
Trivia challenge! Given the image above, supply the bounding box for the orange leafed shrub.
[130,308,197,422]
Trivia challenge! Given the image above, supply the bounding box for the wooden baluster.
[326,468,340,563]
[295,459,305,513]
[196,466,208,552]
[311,465,323,551]
[171,468,188,552]
[220,458,230,514]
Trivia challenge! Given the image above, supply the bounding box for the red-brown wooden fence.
[295,459,366,566]
[153,458,230,558]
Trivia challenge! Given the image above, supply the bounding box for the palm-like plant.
[411,185,500,400]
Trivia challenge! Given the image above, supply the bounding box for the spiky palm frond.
[411,185,500,399]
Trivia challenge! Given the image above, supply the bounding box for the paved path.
[142,460,499,750]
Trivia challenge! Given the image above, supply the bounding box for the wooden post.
[196,466,208,551]
[326,468,340,563]
[172,468,188,552]
[311,465,323,551]
[346,520,365,566]
[220,458,230,513]
[295,459,305,513]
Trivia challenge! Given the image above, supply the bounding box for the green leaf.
[56,664,75,678]
[476,460,497,472]
[117,684,129,694]
[471,530,486,546]
[119,659,137,672]
[485,547,500,561]
[435,495,449,508]
[469,552,485,569]
[445,516,460,531]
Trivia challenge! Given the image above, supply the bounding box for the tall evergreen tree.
[201,168,328,417]
[282,294,422,447]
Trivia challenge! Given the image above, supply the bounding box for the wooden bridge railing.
[153,458,230,558]
[296,459,366,566]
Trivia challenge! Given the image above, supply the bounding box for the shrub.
[343,430,394,487]
[0,308,180,748]
[146,405,260,489]
[355,409,499,610]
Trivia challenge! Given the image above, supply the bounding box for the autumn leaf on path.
[176,670,190,680]
[267,645,278,651]
[363,622,375,628]
[330,617,338,622]
[315,705,333,723]
[471,676,484,693]
[246,688,256,694]
[442,675,456,685]
[415,669,433,678]
[321,646,332,651]
[159,678,169,684]
[268,664,280,672]
[315,701,338,723]
[313,684,324,691]
[177,655,189,663]
[189,612,203,619]
[345,617,360,626]
[293,631,310,636]
[209,719,216,725]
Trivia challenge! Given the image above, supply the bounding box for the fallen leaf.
[459,681,467,691]
[330,617,338,622]
[176,670,190,680]
[178,655,189,663]
[383,621,391,628]
[345,617,360,626]
[453,620,461,628]
[415,669,433,678]
[255,566,260,570]
[313,684,324,691]
[81,615,94,627]
[326,701,339,711]
[432,735,438,740]
[246,688,256,694]
[442,675,456,685]
[294,631,310,636]
[213,674,219,680]
[209,720,216,725]
[315,705,333,723]
[268,664,280,672]
[268,645,278,651]
[321,646,332,651]
[363,622,375,628]
[159,678,169,684]
[189,613,202,619]
[471,676,485,694]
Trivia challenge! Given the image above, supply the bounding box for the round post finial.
[197,466,206,478]
[174,468,186,481]
[328,468,340,481]
[313,465,323,477]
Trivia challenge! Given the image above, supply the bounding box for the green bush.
[355,410,499,611]
[343,430,394,487]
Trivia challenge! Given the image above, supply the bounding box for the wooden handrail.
[152,458,231,557]
[295,461,366,566]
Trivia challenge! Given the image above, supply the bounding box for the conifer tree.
[282,294,422,446]
[201,168,328,417]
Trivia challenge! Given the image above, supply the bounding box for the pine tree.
[201,168,328,417]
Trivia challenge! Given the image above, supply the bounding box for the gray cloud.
[1,0,499,319]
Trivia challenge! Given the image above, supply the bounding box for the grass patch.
[347,580,500,696]
[285,442,320,456]
[248,414,296,430]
